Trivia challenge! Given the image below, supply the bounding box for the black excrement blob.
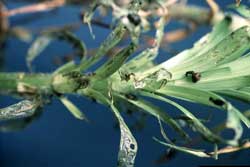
[209,97,225,106]
[125,93,138,101]
[185,71,201,83]
[127,13,141,26]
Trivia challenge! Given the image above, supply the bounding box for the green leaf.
[140,91,221,143]
[60,97,88,121]
[169,26,250,79]
[80,88,138,167]
[27,30,87,72]
[94,43,136,79]
[155,85,250,144]
[115,93,189,140]
[79,24,126,71]
[142,16,233,76]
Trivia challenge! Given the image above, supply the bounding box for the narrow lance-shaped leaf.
[154,85,249,145]
[0,100,37,121]
[168,26,250,79]
[154,118,210,157]
[60,97,89,121]
[110,103,138,167]
[79,89,138,167]
[142,17,232,76]
[79,24,126,71]
[154,115,212,158]
[27,30,87,72]
[115,93,189,140]
[140,91,222,143]
[153,137,210,158]
[94,43,136,80]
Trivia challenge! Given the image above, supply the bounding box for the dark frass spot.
[209,97,225,106]
[125,94,138,101]
[130,143,135,150]
[185,71,201,83]
[224,15,232,23]
[127,13,141,26]
[78,78,89,89]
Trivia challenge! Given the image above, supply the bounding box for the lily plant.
[0,0,250,166]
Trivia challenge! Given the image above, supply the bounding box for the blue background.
[0,1,250,167]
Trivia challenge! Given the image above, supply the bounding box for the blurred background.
[0,0,250,166]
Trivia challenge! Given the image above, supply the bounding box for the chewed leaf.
[60,97,88,121]
[26,36,52,70]
[110,103,138,167]
[0,100,37,121]
[0,109,42,132]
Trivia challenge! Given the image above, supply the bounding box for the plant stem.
[0,73,52,96]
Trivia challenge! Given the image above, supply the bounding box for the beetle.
[127,13,141,26]
[185,71,201,83]
[209,97,225,106]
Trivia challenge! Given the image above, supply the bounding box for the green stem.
[0,73,52,95]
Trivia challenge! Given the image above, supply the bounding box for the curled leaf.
[0,100,37,121]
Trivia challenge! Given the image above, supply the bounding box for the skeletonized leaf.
[110,103,138,167]
[60,97,88,121]
[0,109,42,132]
[0,100,37,121]
[80,88,138,167]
